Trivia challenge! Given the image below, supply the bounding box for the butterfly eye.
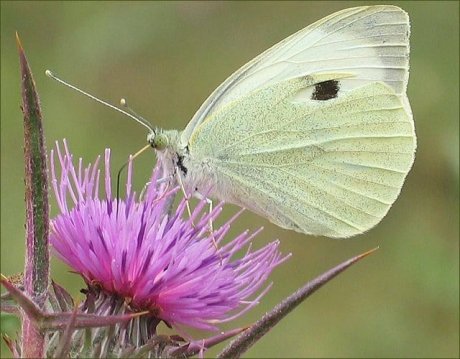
[151,133,169,151]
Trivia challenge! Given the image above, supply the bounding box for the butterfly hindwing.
[188,75,415,237]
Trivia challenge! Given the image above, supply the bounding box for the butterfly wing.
[182,5,415,238]
[182,5,411,144]
[188,75,415,238]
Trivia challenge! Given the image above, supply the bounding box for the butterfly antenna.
[119,98,152,129]
[45,70,156,134]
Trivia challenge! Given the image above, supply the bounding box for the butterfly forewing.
[182,5,410,143]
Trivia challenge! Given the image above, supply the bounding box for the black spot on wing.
[312,80,340,101]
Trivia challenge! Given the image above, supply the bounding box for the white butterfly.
[49,5,416,238]
[147,5,416,238]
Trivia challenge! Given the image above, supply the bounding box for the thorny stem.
[218,247,379,359]
[17,32,50,358]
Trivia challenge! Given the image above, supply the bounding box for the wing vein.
[306,8,372,48]
[335,161,407,174]
[217,165,365,232]
[278,167,382,217]
[315,176,393,205]
[310,162,401,189]
[301,32,408,51]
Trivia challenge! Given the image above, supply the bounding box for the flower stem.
[17,32,50,358]
[218,247,379,359]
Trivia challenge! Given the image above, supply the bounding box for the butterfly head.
[147,129,181,153]
[147,130,168,151]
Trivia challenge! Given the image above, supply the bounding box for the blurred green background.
[1,1,458,358]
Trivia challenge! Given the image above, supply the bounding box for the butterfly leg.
[175,170,194,225]
[155,175,174,185]
[194,191,220,256]
[139,175,174,200]
[175,171,220,260]
[139,182,151,199]
[193,192,215,233]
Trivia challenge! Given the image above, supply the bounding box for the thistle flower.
[49,140,287,335]
[3,42,378,359]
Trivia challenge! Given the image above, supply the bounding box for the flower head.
[50,141,287,331]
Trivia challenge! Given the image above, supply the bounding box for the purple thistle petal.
[49,141,287,331]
